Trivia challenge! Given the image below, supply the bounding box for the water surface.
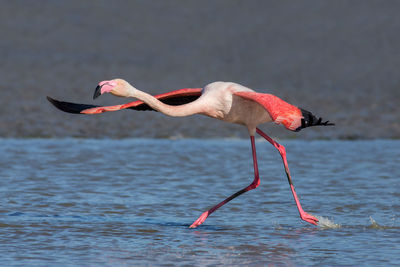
[1,138,399,265]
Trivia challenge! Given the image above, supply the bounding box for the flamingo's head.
[93,78,134,99]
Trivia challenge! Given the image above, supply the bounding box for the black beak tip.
[93,85,102,100]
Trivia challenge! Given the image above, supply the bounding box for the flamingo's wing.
[234,91,334,131]
[47,88,203,114]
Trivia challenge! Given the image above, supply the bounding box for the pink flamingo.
[47,79,334,228]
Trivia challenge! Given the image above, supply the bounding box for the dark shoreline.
[1,1,399,139]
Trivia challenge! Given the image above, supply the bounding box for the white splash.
[368,216,386,229]
[315,215,341,229]
[369,216,378,226]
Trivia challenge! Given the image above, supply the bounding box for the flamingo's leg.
[256,128,318,226]
[189,136,260,228]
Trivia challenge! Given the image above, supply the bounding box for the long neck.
[131,89,205,117]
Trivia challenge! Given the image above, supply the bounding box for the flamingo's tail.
[295,108,335,131]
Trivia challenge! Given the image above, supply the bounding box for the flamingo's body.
[47,79,333,228]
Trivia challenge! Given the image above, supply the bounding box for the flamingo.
[47,79,334,228]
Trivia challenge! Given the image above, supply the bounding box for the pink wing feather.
[47,88,203,115]
[234,91,303,131]
[82,88,202,114]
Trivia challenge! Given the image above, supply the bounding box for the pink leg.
[189,136,260,228]
[256,128,318,225]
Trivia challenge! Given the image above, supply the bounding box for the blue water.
[1,138,399,266]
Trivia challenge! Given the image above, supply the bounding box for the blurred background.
[1,0,399,139]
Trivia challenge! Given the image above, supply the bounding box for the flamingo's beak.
[93,85,102,99]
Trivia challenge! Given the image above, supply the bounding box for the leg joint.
[249,178,260,190]
[277,143,286,155]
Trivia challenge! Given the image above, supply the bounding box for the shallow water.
[1,138,399,265]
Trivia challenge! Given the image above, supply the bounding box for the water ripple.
[0,138,399,265]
